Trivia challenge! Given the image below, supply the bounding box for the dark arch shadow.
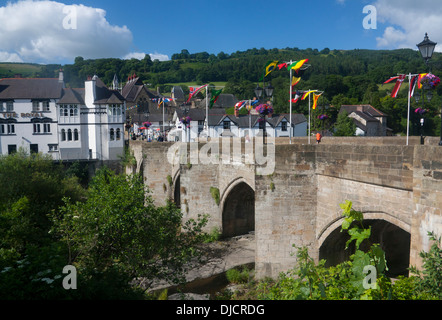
[173,175,180,208]
[319,219,411,278]
[222,182,255,238]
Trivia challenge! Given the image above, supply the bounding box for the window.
[61,129,66,141]
[48,144,58,152]
[110,128,115,141]
[33,123,41,133]
[44,123,50,133]
[30,144,38,154]
[32,101,40,111]
[7,124,15,134]
[6,101,14,112]
[116,128,121,141]
[8,145,17,154]
[69,106,74,117]
[281,122,287,132]
[74,129,79,141]
[223,121,231,130]
[67,129,72,141]
[43,101,50,111]
[0,102,4,112]
[63,108,68,117]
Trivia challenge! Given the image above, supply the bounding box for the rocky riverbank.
[140,233,255,299]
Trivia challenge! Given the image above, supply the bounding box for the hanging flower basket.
[415,107,428,115]
[181,116,192,126]
[318,114,328,120]
[255,104,274,116]
[420,73,440,89]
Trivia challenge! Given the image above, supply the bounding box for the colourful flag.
[418,73,428,89]
[291,91,303,103]
[289,59,308,72]
[409,75,418,98]
[312,93,322,109]
[301,90,318,100]
[278,63,288,70]
[291,76,301,87]
[391,74,406,98]
[235,101,246,109]
[209,88,223,108]
[383,76,400,84]
[187,84,208,102]
[259,60,279,81]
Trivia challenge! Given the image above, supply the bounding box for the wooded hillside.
[3,47,442,135]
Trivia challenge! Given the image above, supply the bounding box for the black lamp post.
[416,33,442,146]
[417,33,437,67]
[254,83,274,145]
[414,89,432,144]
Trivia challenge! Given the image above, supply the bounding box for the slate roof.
[340,105,387,119]
[121,77,157,102]
[58,88,85,104]
[93,76,125,104]
[0,78,63,100]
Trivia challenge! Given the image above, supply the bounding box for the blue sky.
[0,0,440,64]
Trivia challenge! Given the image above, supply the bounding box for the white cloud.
[123,52,170,61]
[149,52,170,61]
[0,0,135,63]
[374,0,442,52]
[0,51,24,62]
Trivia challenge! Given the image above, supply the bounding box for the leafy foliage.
[255,200,441,300]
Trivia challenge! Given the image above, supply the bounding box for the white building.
[170,108,307,142]
[0,72,126,161]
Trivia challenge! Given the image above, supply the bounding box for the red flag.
[383,76,400,84]
[391,74,406,98]
[278,63,288,70]
[409,76,417,98]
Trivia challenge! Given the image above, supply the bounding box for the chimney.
[234,107,239,117]
[58,69,65,87]
[85,75,97,107]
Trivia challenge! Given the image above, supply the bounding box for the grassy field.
[0,63,43,78]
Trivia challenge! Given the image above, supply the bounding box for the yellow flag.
[291,76,301,87]
[312,93,322,109]
[301,90,317,100]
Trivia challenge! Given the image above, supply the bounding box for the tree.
[333,111,356,136]
[52,167,208,289]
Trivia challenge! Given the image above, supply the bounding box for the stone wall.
[130,138,442,279]
[411,146,442,269]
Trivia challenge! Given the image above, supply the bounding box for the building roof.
[340,105,387,118]
[0,78,64,100]
[121,77,157,102]
[58,88,85,104]
[93,76,125,104]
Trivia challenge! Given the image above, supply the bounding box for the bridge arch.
[220,178,255,238]
[318,212,411,278]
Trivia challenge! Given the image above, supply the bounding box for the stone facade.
[129,137,442,279]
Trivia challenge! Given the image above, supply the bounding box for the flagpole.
[289,60,293,144]
[308,89,311,145]
[407,73,411,146]
[206,86,209,140]
[162,98,165,139]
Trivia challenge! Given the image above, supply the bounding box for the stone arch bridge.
[128,137,442,279]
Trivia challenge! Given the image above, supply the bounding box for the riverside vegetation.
[0,151,440,300]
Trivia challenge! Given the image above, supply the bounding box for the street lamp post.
[414,89,433,145]
[416,33,441,145]
[254,83,274,145]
